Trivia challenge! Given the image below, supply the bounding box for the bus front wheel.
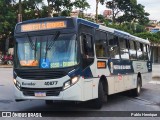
[91,81,107,109]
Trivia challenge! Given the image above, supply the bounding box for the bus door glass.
[80,34,94,68]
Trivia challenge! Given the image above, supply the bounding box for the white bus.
[13,17,152,109]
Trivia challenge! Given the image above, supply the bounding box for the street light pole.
[18,0,22,22]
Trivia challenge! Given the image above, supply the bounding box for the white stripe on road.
[149,81,160,84]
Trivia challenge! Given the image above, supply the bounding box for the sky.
[85,0,160,21]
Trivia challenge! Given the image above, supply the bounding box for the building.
[84,13,95,20]
[103,10,112,20]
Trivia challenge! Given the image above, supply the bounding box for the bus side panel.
[90,61,99,99]
[83,79,93,101]
[91,77,99,99]
[107,77,115,95]
[132,61,152,85]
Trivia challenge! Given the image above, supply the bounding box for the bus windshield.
[15,34,78,68]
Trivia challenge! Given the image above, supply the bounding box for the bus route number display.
[21,21,66,32]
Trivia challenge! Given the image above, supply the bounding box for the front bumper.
[14,78,83,101]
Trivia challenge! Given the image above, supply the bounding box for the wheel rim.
[137,77,141,94]
[7,61,13,65]
[137,83,141,93]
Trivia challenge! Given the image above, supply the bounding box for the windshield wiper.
[34,38,37,60]
[26,33,35,50]
[44,37,49,61]
[44,31,60,61]
[47,31,60,50]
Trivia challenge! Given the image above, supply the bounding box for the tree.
[13,0,44,20]
[106,0,149,25]
[134,32,160,44]
[98,14,105,23]
[74,0,90,18]
[46,0,62,17]
[0,0,16,52]
[96,0,105,23]
[106,0,119,23]
[61,0,74,16]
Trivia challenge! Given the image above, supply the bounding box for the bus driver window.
[81,34,94,58]
[81,34,94,68]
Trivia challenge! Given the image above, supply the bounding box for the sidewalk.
[0,65,13,68]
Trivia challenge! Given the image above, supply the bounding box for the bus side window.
[147,45,151,61]
[143,44,148,61]
[136,42,143,60]
[108,33,120,59]
[81,34,94,57]
[129,40,137,60]
[95,30,108,58]
[119,38,129,59]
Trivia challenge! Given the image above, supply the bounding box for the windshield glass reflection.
[16,34,78,68]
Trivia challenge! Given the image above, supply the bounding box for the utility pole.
[18,0,22,22]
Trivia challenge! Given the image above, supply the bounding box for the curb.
[0,66,13,68]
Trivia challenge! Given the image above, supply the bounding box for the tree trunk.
[18,0,22,22]
[96,0,99,23]
[47,0,51,17]
[112,9,116,23]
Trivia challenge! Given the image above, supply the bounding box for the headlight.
[13,79,21,90]
[63,80,71,90]
[63,76,80,90]
[71,76,79,84]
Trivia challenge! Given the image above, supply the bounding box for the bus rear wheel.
[132,76,141,97]
[91,81,107,109]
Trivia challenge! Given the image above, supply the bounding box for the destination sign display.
[21,21,66,32]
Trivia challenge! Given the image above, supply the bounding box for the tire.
[7,60,13,65]
[45,100,53,105]
[91,81,107,109]
[132,76,141,97]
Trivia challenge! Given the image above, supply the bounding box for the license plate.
[34,92,46,97]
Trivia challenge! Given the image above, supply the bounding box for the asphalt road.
[0,68,160,120]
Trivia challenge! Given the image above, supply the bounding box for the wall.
[152,64,160,78]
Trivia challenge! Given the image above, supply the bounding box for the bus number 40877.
[44,81,58,86]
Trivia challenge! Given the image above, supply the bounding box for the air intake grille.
[21,87,62,96]
[15,69,67,80]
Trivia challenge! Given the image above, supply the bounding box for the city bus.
[13,17,152,109]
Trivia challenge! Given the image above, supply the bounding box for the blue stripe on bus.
[68,67,93,78]
[77,18,99,28]
[82,67,93,78]
[108,59,134,75]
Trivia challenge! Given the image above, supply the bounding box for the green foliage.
[106,0,149,25]
[61,10,70,16]
[98,14,105,23]
[74,0,90,18]
[106,22,146,34]
[0,0,16,37]
[134,32,160,44]
[0,0,16,52]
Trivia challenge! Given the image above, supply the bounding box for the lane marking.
[149,81,160,84]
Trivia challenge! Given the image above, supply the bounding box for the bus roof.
[15,17,150,45]
[77,18,150,45]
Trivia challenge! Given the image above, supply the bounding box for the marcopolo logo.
[22,82,36,86]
